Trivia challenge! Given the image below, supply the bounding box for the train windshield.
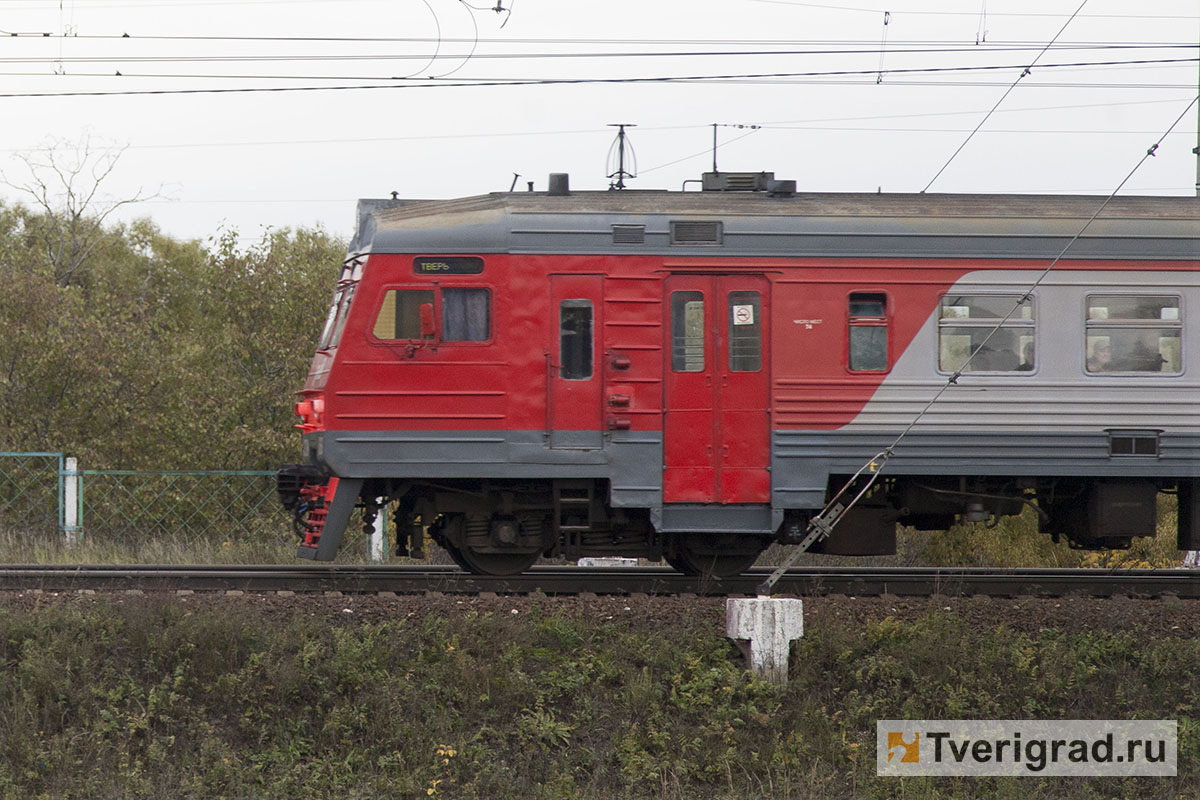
[316,290,343,349]
[317,286,357,350]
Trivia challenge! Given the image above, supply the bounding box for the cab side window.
[373,289,435,340]
[372,287,491,343]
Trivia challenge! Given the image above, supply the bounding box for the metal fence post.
[62,456,82,546]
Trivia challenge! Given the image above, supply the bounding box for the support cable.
[759,92,1200,596]
[923,0,1087,193]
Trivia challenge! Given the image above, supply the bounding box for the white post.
[726,597,806,684]
[367,502,386,563]
[63,456,81,546]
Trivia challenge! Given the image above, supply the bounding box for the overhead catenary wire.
[748,0,1197,21]
[922,0,1088,193]
[4,32,1196,49]
[0,96,1186,155]
[0,43,1191,64]
[0,55,1192,98]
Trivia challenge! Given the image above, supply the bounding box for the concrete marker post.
[62,456,82,547]
[725,597,805,684]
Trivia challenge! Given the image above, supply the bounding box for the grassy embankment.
[1,593,1197,799]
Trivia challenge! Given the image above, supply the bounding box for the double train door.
[663,274,770,503]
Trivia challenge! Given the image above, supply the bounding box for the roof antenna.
[509,173,520,192]
[606,123,637,190]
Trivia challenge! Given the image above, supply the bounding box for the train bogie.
[278,174,1200,575]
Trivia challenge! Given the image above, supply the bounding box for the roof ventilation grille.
[670,220,723,245]
[612,224,646,244]
[702,171,774,192]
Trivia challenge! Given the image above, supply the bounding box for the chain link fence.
[79,470,290,545]
[0,454,303,549]
[0,452,63,537]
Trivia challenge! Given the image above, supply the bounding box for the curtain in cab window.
[442,288,490,341]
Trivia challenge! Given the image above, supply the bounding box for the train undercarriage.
[277,468,1200,577]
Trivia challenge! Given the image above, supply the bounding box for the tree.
[0,134,157,287]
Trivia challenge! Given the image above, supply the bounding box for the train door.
[549,274,603,449]
[663,274,770,503]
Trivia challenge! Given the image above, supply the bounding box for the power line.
[4,33,1195,49]
[748,0,1198,21]
[3,97,1189,154]
[0,56,1192,98]
[0,44,1191,65]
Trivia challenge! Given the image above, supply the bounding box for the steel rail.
[0,565,1199,598]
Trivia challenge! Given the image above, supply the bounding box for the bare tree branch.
[1,133,160,286]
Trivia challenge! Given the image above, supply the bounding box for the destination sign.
[413,257,484,275]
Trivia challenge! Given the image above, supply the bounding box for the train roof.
[351,187,1200,262]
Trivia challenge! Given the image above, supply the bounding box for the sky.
[0,0,1196,244]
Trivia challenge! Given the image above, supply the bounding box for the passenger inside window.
[1016,341,1036,371]
[1085,295,1180,374]
[938,295,1034,374]
[1086,340,1112,372]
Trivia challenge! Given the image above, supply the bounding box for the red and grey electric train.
[278,172,1200,576]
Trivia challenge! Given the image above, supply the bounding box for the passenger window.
[671,292,705,372]
[848,292,888,371]
[1085,295,1181,374]
[728,291,762,372]
[938,295,1035,373]
[442,288,490,342]
[373,289,435,340]
[559,300,594,380]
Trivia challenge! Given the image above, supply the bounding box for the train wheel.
[448,543,541,576]
[438,541,475,572]
[666,534,765,578]
[431,513,541,575]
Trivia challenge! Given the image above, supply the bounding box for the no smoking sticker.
[733,305,755,325]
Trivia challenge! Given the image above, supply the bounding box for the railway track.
[1,565,1199,598]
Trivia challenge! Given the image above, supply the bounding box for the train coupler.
[277,465,360,559]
